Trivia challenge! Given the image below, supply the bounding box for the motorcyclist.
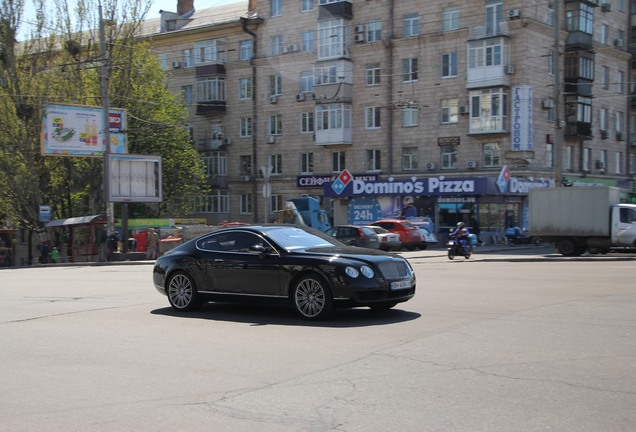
[451,222,470,254]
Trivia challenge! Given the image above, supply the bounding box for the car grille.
[378,259,411,279]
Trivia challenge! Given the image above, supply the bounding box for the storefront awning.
[45,215,106,228]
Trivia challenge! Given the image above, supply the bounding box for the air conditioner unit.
[240,175,251,182]
[614,38,624,47]
[459,105,468,115]
[505,64,515,74]
[296,93,306,102]
[617,132,625,141]
[269,95,278,104]
[601,3,611,12]
[542,98,554,109]
[223,137,232,145]
[467,160,478,169]
[172,61,181,69]
[508,9,521,20]
[288,44,299,52]
[267,135,276,144]
[596,160,605,170]
[354,33,366,43]
[354,24,365,33]
[280,45,289,54]
[600,130,609,139]
[426,162,436,170]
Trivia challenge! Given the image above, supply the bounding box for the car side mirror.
[249,244,268,257]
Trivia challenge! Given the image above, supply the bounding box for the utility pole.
[99,1,114,235]
[553,0,563,187]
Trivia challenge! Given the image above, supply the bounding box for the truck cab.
[612,204,636,247]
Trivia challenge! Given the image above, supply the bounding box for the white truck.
[529,186,636,256]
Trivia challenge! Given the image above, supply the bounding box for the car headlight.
[360,265,374,278]
[345,266,360,278]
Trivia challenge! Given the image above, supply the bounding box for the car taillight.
[357,229,364,238]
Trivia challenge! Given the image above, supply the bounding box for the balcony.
[466,63,512,89]
[468,21,509,40]
[196,101,226,115]
[318,0,352,20]
[564,121,593,139]
[314,128,352,146]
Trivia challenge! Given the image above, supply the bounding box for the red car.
[370,219,423,250]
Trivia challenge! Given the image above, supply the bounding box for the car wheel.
[292,274,334,320]
[406,244,416,251]
[167,271,202,311]
[418,244,428,250]
[557,239,579,256]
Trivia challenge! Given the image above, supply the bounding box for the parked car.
[366,226,402,251]
[325,225,380,249]
[152,225,416,320]
[410,221,439,250]
[370,219,423,250]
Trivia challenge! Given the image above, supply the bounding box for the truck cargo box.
[529,187,621,237]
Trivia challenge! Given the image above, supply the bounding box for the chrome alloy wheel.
[167,272,201,311]
[293,275,333,320]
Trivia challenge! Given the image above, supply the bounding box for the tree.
[0,0,208,243]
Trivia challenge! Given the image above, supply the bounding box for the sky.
[18,0,236,39]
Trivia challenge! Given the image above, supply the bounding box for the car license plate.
[391,280,412,290]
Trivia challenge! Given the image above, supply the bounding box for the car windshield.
[266,227,339,250]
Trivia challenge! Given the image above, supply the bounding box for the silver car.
[325,225,380,249]
[366,226,402,251]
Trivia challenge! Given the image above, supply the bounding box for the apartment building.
[143,0,636,236]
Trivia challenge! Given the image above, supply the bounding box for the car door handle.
[214,259,224,262]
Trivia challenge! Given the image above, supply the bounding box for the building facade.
[143,0,636,238]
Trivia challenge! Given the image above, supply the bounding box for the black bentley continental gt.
[152,225,416,320]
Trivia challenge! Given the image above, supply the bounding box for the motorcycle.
[447,234,471,260]
[505,227,541,246]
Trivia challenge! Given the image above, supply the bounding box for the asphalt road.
[1,251,635,432]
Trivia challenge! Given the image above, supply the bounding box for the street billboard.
[108,154,162,203]
[41,104,128,156]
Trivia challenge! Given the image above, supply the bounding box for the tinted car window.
[197,231,263,252]
[361,227,376,236]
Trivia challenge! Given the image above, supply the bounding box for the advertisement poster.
[41,104,128,157]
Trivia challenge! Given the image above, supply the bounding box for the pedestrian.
[471,217,484,246]
[146,228,159,260]
[106,231,119,261]
[51,246,59,263]
[40,241,49,264]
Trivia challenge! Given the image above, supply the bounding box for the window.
[365,106,381,129]
[583,147,591,171]
[401,108,418,127]
[442,52,458,78]
[318,18,347,59]
[332,151,346,172]
[270,194,284,213]
[269,114,282,135]
[210,121,223,145]
[270,154,282,175]
[600,23,609,45]
[314,64,339,85]
[203,152,227,176]
[240,194,252,214]
[301,112,314,133]
[443,6,459,31]
[367,20,382,42]
[599,150,607,171]
[486,0,503,36]
[616,71,624,93]
[269,75,282,96]
[483,143,501,168]
[239,78,252,100]
[546,143,553,168]
[616,111,624,138]
[469,88,508,133]
[194,191,229,213]
[548,50,554,75]
[566,3,594,35]
[300,152,314,174]
[240,155,252,175]
[239,40,253,61]
[615,152,623,174]
[546,3,554,26]
[316,104,351,131]
[366,63,381,86]
[271,35,283,56]
[441,98,458,124]
[159,53,167,70]
[271,0,282,17]
[182,49,193,67]
[441,146,458,169]
[402,147,418,171]
[564,51,595,81]
[302,31,315,52]
[240,117,252,137]
[181,85,193,105]
[565,145,574,171]
[366,149,381,172]
[197,76,226,102]
[300,71,313,93]
[404,13,419,37]
[402,58,418,82]
[194,39,226,64]
[301,0,313,12]
[468,39,503,69]
[600,107,609,133]
[601,66,609,89]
